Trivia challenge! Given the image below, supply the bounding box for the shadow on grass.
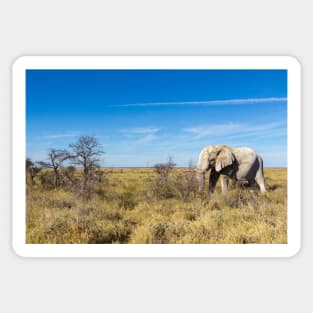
[267,184,281,191]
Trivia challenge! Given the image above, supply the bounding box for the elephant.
[196,144,266,193]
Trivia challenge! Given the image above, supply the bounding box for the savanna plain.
[26,166,287,244]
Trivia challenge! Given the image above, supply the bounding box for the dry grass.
[26,168,287,244]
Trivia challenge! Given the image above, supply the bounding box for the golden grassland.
[26,168,287,244]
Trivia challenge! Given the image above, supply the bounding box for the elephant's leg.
[255,170,266,192]
[209,169,220,193]
[220,175,229,193]
[196,170,205,192]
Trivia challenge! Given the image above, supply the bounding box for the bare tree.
[38,149,71,188]
[69,136,104,192]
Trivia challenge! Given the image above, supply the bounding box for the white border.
[12,56,301,258]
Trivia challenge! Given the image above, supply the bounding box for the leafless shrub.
[149,157,177,199]
[173,161,198,201]
[154,156,176,183]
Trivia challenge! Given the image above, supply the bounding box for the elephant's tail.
[257,155,265,174]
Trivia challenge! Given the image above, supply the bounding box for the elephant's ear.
[215,147,235,172]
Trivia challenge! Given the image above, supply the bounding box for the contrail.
[112,97,287,108]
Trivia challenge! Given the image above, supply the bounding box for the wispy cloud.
[183,122,286,140]
[184,123,242,138]
[42,132,79,139]
[121,127,160,134]
[119,127,160,144]
[113,97,286,108]
[136,134,158,143]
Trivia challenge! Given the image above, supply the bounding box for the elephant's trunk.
[196,169,205,192]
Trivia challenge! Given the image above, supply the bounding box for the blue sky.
[26,69,287,167]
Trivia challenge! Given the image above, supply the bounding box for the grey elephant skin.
[196,144,266,193]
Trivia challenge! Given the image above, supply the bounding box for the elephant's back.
[234,147,257,161]
[233,147,258,180]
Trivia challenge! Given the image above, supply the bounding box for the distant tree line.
[26,135,198,202]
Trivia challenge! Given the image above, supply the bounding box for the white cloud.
[121,127,160,134]
[135,134,158,143]
[184,123,242,138]
[114,97,286,108]
[119,127,160,144]
[42,132,78,139]
[183,122,286,140]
